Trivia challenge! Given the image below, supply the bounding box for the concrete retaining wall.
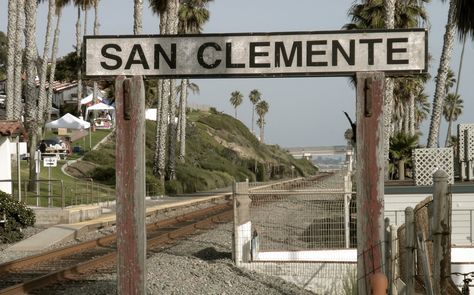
[32,205,102,226]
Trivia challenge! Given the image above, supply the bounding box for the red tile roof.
[34,80,78,92]
[0,121,25,137]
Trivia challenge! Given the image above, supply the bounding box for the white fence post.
[233,181,252,266]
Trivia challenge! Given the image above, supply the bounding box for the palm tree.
[73,0,95,112]
[178,0,211,34]
[426,0,474,146]
[442,69,456,94]
[392,76,427,136]
[47,0,71,122]
[414,88,430,131]
[176,0,212,164]
[92,0,101,105]
[24,0,39,191]
[150,0,180,181]
[384,0,396,173]
[229,91,243,119]
[13,0,25,121]
[390,132,419,180]
[346,0,428,181]
[134,0,143,34]
[443,93,463,147]
[150,0,169,182]
[177,80,199,163]
[249,89,261,134]
[74,1,82,112]
[5,0,18,120]
[37,0,56,127]
[165,0,179,181]
[255,100,269,143]
[427,0,458,147]
[455,0,474,39]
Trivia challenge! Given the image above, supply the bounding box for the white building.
[0,121,24,195]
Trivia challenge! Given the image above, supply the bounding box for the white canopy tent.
[45,113,91,129]
[45,113,91,148]
[85,102,115,121]
[80,93,103,105]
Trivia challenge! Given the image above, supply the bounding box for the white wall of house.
[9,142,27,156]
[0,137,12,194]
[54,86,78,107]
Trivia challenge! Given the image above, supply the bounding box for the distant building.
[0,79,5,94]
[0,79,92,111]
[0,120,24,195]
[34,80,80,108]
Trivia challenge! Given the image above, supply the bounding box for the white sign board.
[43,157,57,167]
[84,29,427,78]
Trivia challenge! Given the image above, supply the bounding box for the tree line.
[229,89,269,143]
[343,0,472,180]
[2,0,474,187]
[3,0,213,192]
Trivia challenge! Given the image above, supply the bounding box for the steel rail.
[0,202,231,277]
[0,176,321,294]
[0,209,233,295]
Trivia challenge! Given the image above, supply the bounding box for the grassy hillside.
[73,108,317,194]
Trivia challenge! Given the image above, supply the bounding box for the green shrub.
[165,180,183,195]
[0,191,35,243]
[83,149,115,166]
[91,166,116,185]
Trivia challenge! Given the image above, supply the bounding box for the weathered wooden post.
[384,218,392,280]
[432,169,451,294]
[233,181,252,266]
[405,207,415,295]
[389,225,399,295]
[356,72,385,294]
[115,75,146,295]
[417,231,434,295]
[344,175,352,248]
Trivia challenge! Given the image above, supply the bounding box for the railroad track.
[0,203,233,295]
[0,175,331,294]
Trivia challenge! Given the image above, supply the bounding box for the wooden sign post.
[115,75,146,295]
[356,72,385,294]
[83,28,427,295]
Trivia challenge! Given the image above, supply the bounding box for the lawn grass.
[10,129,114,207]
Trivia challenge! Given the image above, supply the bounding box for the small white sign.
[43,157,57,167]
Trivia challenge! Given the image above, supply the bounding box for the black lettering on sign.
[226,43,245,68]
[197,42,222,69]
[359,38,383,65]
[125,44,149,70]
[249,42,271,68]
[101,44,122,70]
[275,41,302,67]
[332,40,355,66]
[306,40,328,67]
[154,44,177,69]
[387,38,409,64]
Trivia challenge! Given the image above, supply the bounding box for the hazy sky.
[1,0,473,148]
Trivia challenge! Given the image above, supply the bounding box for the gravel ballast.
[25,223,314,295]
[1,219,314,294]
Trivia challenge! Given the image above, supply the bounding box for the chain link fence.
[234,171,357,294]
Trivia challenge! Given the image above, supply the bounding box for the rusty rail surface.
[0,203,233,295]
